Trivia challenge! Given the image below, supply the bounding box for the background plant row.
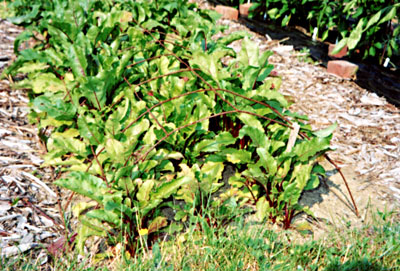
[238,0,399,65]
[5,0,335,256]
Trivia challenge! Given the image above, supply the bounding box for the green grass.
[1,209,399,270]
[120,210,400,271]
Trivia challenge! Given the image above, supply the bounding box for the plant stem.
[325,155,359,217]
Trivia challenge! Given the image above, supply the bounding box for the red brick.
[328,44,348,58]
[327,60,358,79]
[215,5,238,20]
[239,3,253,17]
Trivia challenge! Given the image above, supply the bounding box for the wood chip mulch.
[0,19,63,264]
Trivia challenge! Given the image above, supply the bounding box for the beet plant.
[5,0,355,257]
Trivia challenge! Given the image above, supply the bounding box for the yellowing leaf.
[72,201,97,218]
[120,11,132,23]
[148,216,168,234]
[31,73,66,93]
[17,62,49,73]
[137,179,155,203]
[105,138,125,162]
[224,149,252,164]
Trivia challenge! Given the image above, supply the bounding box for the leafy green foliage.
[333,2,400,62]
[247,0,399,64]
[5,0,335,256]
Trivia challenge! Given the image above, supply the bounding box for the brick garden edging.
[327,60,358,79]
[239,3,253,17]
[328,44,348,58]
[215,5,238,20]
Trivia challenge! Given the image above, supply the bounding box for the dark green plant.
[246,0,399,65]
[333,2,400,63]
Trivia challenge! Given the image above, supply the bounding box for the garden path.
[0,19,62,262]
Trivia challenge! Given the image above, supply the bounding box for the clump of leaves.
[6,0,340,257]
[246,0,399,65]
[332,2,400,63]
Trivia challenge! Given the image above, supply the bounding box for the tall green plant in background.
[5,0,335,257]
[247,0,399,65]
[333,1,400,63]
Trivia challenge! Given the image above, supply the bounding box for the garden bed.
[0,0,399,267]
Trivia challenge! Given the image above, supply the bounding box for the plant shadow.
[299,169,338,207]
[298,168,358,216]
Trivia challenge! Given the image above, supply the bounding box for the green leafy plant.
[333,2,400,63]
[245,0,399,65]
[5,0,347,258]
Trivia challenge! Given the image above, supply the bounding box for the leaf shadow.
[299,169,357,216]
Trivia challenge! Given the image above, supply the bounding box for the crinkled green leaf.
[305,174,320,190]
[194,132,236,154]
[331,38,348,55]
[239,125,269,148]
[290,162,313,190]
[365,10,381,29]
[67,33,89,77]
[238,112,264,132]
[290,136,331,162]
[137,179,155,204]
[17,62,49,74]
[257,147,277,176]
[77,117,104,145]
[378,6,397,25]
[279,181,301,203]
[55,172,108,204]
[189,50,230,82]
[238,36,259,67]
[104,200,136,219]
[199,161,224,192]
[105,138,125,162]
[347,18,365,50]
[254,85,288,108]
[8,4,40,25]
[46,129,87,157]
[256,196,269,221]
[80,76,107,109]
[141,176,191,215]
[142,19,163,30]
[33,97,76,120]
[86,209,121,227]
[218,31,250,45]
[222,148,252,164]
[30,73,66,94]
